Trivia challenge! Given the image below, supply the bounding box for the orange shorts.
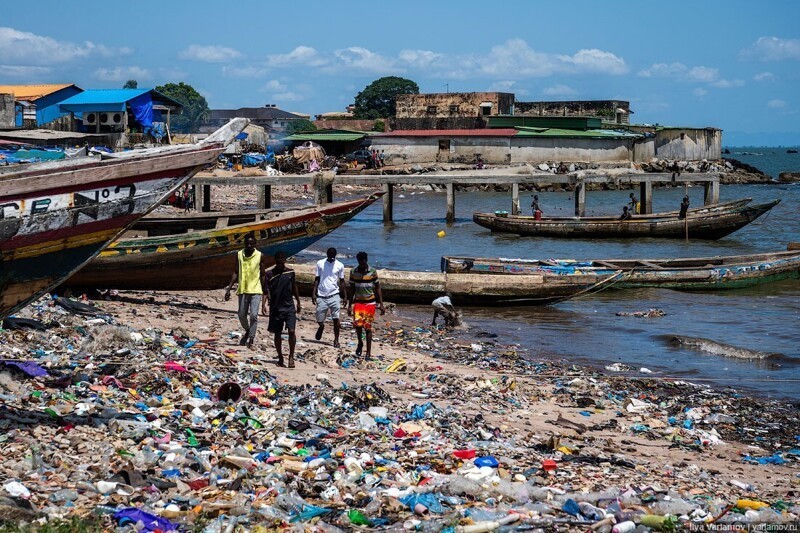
[353,302,376,330]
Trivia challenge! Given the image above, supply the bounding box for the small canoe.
[64,194,381,291]
[442,247,800,290]
[473,199,780,240]
[0,118,247,317]
[290,263,623,306]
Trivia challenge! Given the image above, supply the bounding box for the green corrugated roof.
[513,127,641,139]
[283,129,368,142]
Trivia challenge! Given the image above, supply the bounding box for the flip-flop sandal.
[385,358,407,372]
[355,345,363,357]
[315,325,324,340]
[287,359,295,369]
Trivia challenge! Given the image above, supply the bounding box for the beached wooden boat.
[0,118,248,317]
[291,262,622,306]
[65,194,382,291]
[441,247,800,290]
[473,199,780,240]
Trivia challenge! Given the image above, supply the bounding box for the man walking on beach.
[348,251,384,360]
[265,251,301,368]
[312,247,347,348]
[225,233,268,349]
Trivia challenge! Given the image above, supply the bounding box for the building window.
[426,106,437,114]
[481,105,491,116]
[449,105,459,113]
[680,133,686,140]
[438,139,451,151]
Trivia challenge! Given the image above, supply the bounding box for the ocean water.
[297,163,800,400]
[724,145,800,179]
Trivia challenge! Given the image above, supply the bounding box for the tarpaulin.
[129,92,154,128]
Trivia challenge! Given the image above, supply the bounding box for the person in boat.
[431,293,459,328]
[347,251,385,360]
[628,193,641,214]
[619,206,632,221]
[679,195,690,219]
[312,247,348,349]
[531,194,542,217]
[264,251,301,368]
[225,233,269,349]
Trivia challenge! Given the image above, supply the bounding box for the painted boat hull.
[65,195,382,291]
[0,119,248,317]
[291,263,620,306]
[441,248,800,291]
[473,199,780,239]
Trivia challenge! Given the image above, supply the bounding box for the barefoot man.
[265,251,301,368]
[225,233,268,349]
[347,251,384,360]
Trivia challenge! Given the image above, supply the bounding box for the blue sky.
[2,0,799,145]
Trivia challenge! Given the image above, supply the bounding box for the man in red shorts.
[347,251,384,360]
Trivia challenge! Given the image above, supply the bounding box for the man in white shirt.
[312,247,348,348]
[431,294,458,327]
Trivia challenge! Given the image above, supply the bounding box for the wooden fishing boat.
[290,262,622,306]
[441,246,800,290]
[473,199,780,239]
[65,194,382,291]
[0,118,248,317]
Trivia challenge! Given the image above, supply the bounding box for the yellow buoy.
[437,230,446,237]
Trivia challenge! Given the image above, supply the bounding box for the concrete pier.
[191,171,722,221]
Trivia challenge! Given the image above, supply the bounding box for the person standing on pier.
[628,193,641,214]
[225,233,269,349]
[312,247,347,348]
[348,251,385,360]
[265,251,301,368]
[531,194,542,217]
[678,195,690,219]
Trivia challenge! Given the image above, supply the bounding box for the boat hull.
[441,249,800,291]
[291,263,619,306]
[473,200,780,240]
[64,195,381,291]
[0,118,248,317]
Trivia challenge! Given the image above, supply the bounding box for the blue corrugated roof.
[59,88,150,106]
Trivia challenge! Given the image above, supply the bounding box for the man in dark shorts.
[265,251,301,368]
[678,195,690,219]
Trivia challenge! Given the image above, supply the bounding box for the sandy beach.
[1,284,798,530]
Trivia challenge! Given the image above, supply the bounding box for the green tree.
[354,76,419,119]
[372,119,385,132]
[123,79,138,89]
[155,82,210,133]
[286,119,317,135]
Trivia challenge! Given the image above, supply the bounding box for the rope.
[498,269,627,305]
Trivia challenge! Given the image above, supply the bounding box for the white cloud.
[272,92,305,102]
[710,78,745,88]
[267,46,327,68]
[263,80,287,91]
[398,49,443,69]
[0,26,128,64]
[740,37,800,61]
[179,44,241,63]
[94,66,151,82]
[222,65,269,78]
[0,64,52,77]
[767,99,787,109]
[261,39,627,80]
[637,62,720,83]
[693,88,708,97]
[754,72,774,82]
[542,84,578,96]
[332,47,396,74]
[467,39,627,78]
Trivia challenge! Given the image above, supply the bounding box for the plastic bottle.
[611,521,636,533]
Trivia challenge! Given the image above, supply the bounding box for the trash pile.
[0,295,798,531]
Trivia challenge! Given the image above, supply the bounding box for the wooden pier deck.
[191,170,721,223]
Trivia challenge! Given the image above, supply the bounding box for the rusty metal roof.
[0,84,77,101]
